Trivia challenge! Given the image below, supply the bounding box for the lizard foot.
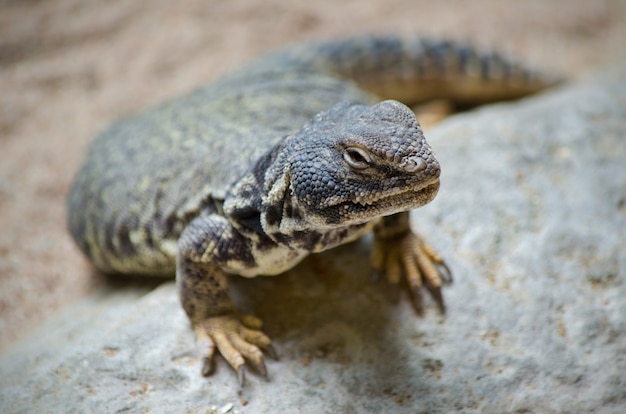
[194,313,275,385]
[372,231,452,314]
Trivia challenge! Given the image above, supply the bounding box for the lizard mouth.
[334,179,440,224]
[309,177,440,227]
[354,179,440,208]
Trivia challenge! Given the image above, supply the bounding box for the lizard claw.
[410,285,424,315]
[238,366,246,387]
[264,343,279,361]
[236,358,267,387]
[194,313,272,384]
[201,356,215,377]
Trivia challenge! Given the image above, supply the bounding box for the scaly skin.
[67,35,556,384]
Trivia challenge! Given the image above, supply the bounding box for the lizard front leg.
[371,212,452,314]
[177,215,273,385]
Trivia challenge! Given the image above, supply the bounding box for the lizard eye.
[343,147,371,170]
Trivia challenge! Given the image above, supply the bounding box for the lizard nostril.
[401,157,426,173]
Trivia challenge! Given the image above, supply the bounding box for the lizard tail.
[266,35,560,106]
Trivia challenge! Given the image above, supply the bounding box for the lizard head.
[284,100,441,228]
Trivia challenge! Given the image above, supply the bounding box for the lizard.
[67,35,555,385]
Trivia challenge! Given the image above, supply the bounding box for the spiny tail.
[264,36,560,106]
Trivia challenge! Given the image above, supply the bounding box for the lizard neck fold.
[222,136,297,245]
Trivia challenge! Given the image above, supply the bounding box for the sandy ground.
[1,0,625,351]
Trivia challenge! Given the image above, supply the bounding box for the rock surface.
[1,67,625,413]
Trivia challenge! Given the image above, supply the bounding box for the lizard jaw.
[337,179,440,225]
[354,178,440,208]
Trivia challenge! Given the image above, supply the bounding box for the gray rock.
[2,67,625,414]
